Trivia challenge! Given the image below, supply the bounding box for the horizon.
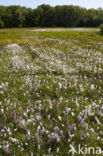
[0,0,103,9]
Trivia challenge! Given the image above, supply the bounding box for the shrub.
[99,23,103,34]
[0,17,4,28]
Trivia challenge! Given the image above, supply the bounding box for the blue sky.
[0,0,103,9]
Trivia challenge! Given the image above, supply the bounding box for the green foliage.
[0,17,4,28]
[0,5,103,28]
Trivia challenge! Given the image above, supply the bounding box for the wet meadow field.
[0,28,103,155]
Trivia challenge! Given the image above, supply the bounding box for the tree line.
[0,4,103,28]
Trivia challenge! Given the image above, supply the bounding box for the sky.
[0,0,103,9]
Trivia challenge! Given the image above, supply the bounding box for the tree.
[0,5,103,28]
[0,17,4,28]
[35,4,55,27]
[99,23,103,34]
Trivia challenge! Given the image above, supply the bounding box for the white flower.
[19,119,27,128]
[36,113,42,121]
[27,130,30,136]
[6,44,23,55]
[97,136,100,140]
[3,141,9,153]
[1,109,4,113]
[9,137,19,143]
[0,90,4,94]
[90,128,94,132]
[95,116,101,125]
[71,112,75,116]
[48,148,51,153]
[58,82,62,89]
[48,133,61,142]
[58,116,61,121]
[91,84,95,90]
[57,147,59,153]
[31,152,34,156]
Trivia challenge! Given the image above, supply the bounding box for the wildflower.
[19,119,27,128]
[90,84,95,90]
[48,148,51,153]
[58,116,61,121]
[95,116,101,125]
[58,82,62,89]
[3,141,9,153]
[48,133,61,143]
[1,109,4,113]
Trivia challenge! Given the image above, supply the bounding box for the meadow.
[0,28,103,155]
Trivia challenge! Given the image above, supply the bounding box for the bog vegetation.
[0,28,103,155]
[0,5,103,28]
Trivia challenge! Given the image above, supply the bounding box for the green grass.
[0,28,103,156]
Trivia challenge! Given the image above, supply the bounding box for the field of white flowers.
[0,29,103,155]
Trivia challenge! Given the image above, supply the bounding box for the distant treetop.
[0,4,103,28]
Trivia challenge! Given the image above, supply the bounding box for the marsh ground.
[0,28,103,155]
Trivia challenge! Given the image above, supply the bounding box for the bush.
[0,17,4,28]
[99,23,103,34]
